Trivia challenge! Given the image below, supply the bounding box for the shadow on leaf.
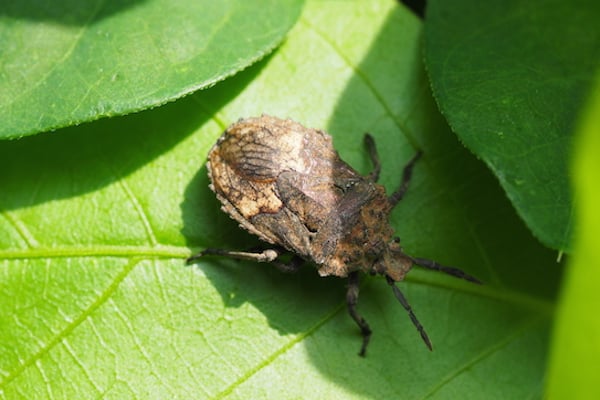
[0,0,147,26]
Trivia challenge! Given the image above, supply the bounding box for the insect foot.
[187,115,481,356]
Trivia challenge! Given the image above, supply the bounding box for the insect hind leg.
[187,248,304,273]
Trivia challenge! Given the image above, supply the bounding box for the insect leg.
[364,134,381,182]
[388,151,422,208]
[385,275,433,350]
[186,248,304,273]
[410,256,482,284]
[271,255,305,273]
[346,271,372,357]
[187,248,279,263]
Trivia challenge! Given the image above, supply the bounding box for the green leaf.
[424,0,600,251]
[0,0,304,140]
[546,77,600,399]
[0,0,560,398]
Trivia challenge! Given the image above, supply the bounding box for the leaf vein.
[117,179,158,246]
[62,338,103,394]
[110,297,178,394]
[6,1,105,111]
[298,16,417,148]
[213,302,346,399]
[0,257,141,390]
[1,211,39,248]
[0,245,189,260]
[420,315,546,399]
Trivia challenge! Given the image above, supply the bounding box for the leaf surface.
[0,0,304,139]
[424,0,600,251]
[0,1,560,398]
[546,77,600,399]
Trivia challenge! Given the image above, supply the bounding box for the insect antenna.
[410,256,482,284]
[385,275,432,351]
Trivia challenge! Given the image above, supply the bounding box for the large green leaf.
[424,0,600,251]
[1,1,560,398]
[0,0,304,139]
[546,78,600,399]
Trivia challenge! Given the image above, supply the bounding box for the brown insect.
[188,115,480,356]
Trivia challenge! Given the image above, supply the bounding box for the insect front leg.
[388,151,422,208]
[385,275,432,350]
[346,271,372,357]
[363,134,381,182]
[187,248,304,273]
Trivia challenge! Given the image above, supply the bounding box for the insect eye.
[334,177,362,192]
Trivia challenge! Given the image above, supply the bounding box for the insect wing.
[208,116,343,256]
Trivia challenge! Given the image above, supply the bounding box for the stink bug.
[188,115,480,356]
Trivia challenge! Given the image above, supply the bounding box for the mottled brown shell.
[207,115,412,280]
